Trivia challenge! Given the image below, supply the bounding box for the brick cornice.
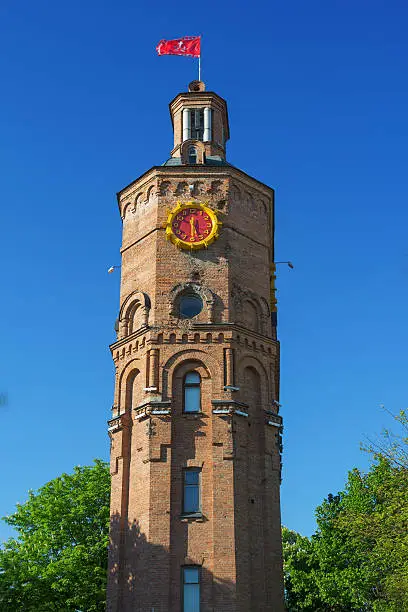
[109,323,279,352]
[116,164,274,206]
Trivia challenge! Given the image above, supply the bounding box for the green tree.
[337,408,408,610]
[338,459,408,610]
[0,460,110,611]
[283,407,408,611]
[282,526,325,611]
[311,459,408,612]
[313,489,378,611]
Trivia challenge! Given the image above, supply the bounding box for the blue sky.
[1,0,407,541]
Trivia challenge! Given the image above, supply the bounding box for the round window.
[179,294,203,319]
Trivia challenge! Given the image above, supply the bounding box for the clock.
[165,201,221,250]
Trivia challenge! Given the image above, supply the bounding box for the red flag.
[156,36,201,58]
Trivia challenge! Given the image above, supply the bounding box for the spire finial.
[188,80,205,92]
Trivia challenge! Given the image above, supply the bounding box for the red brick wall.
[107,103,284,611]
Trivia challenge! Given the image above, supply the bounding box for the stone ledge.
[212,399,249,417]
[134,400,172,421]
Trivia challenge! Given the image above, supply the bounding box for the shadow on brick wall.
[107,512,236,612]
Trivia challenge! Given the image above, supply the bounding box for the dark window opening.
[188,146,198,164]
[191,109,204,140]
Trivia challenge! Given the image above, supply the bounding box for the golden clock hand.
[190,216,196,238]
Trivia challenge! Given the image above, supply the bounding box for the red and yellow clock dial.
[165,202,221,250]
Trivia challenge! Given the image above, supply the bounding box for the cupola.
[168,81,230,165]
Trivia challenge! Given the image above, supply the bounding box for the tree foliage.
[282,526,325,611]
[283,410,408,612]
[0,460,110,611]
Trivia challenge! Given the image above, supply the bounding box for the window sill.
[180,512,204,522]
[182,411,205,417]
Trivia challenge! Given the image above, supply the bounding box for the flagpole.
[198,34,202,81]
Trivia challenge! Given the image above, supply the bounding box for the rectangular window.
[184,384,200,412]
[182,566,200,612]
[183,371,201,413]
[183,468,201,514]
[191,109,204,140]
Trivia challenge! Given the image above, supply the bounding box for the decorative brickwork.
[106,82,284,611]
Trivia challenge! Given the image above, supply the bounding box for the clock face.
[172,208,213,243]
[165,202,221,250]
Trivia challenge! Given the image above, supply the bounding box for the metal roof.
[162,156,230,167]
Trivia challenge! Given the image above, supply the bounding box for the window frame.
[182,467,202,516]
[188,146,198,165]
[183,371,201,414]
[191,108,204,140]
[181,565,201,612]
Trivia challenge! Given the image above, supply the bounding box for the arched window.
[125,370,139,411]
[183,371,201,413]
[188,146,197,165]
[242,300,259,333]
[127,302,141,334]
[243,366,261,415]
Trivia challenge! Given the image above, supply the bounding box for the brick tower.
[107,80,284,611]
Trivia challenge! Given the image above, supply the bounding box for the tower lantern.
[169,80,229,164]
[106,80,284,612]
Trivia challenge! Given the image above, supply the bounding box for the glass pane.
[184,485,199,513]
[184,584,200,612]
[185,371,200,385]
[185,470,199,485]
[179,295,203,318]
[184,386,200,413]
[188,147,197,164]
[184,567,199,584]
